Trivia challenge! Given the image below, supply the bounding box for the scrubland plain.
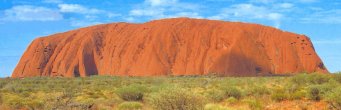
[1,73,341,110]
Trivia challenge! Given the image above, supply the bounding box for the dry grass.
[0,73,340,110]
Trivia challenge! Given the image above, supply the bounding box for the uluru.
[11,18,328,77]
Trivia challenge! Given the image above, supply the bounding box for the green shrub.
[118,102,143,110]
[0,80,8,89]
[307,85,321,101]
[290,73,331,85]
[204,103,229,110]
[147,88,207,110]
[24,98,44,110]
[248,85,270,97]
[304,81,337,101]
[205,89,225,102]
[223,87,242,99]
[243,99,263,110]
[333,72,341,83]
[285,83,300,94]
[271,88,288,102]
[317,80,338,94]
[2,93,26,109]
[0,93,2,104]
[290,74,308,85]
[2,90,45,109]
[306,73,331,84]
[44,91,92,110]
[225,97,238,104]
[326,87,341,110]
[116,84,147,101]
[288,90,306,100]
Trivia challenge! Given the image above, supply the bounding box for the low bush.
[223,86,242,99]
[44,91,93,110]
[285,83,300,94]
[0,92,47,110]
[1,93,24,109]
[317,80,338,95]
[290,73,331,86]
[225,97,238,104]
[0,93,2,104]
[115,84,147,101]
[243,99,263,110]
[204,103,229,110]
[306,73,331,84]
[147,88,207,110]
[24,98,44,110]
[288,90,306,100]
[290,74,308,86]
[306,85,321,101]
[326,87,341,110]
[0,80,8,89]
[118,101,143,110]
[271,88,288,102]
[248,85,270,97]
[205,89,225,102]
[333,72,341,83]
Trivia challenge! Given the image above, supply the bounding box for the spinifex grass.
[0,73,340,110]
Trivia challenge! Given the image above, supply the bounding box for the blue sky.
[0,0,340,77]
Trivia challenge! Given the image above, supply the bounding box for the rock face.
[12,18,328,77]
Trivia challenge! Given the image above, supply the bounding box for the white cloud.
[124,17,136,22]
[314,40,341,44]
[145,0,178,6]
[128,0,201,21]
[58,4,103,14]
[301,9,341,24]
[70,20,103,27]
[278,3,294,9]
[206,0,235,2]
[1,5,63,21]
[130,8,164,17]
[268,13,282,28]
[298,0,318,3]
[208,4,283,28]
[250,0,318,4]
[249,0,274,4]
[167,12,203,18]
[107,13,120,18]
[43,0,63,4]
[57,4,120,27]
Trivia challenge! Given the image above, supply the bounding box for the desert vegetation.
[0,72,341,110]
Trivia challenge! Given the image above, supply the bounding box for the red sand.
[12,18,328,77]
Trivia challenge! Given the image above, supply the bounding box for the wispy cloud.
[250,0,319,4]
[313,39,341,44]
[57,4,120,27]
[128,0,202,21]
[208,4,284,28]
[0,0,339,28]
[206,0,235,2]
[43,0,63,4]
[58,4,103,14]
[70,20,103,27]
[298,0,319,3]
[249,0,274,4]
[0,5,63,21]
[278,3,294,9]
[301,9,341,24]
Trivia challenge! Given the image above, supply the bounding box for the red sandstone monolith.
[12,18,328,77]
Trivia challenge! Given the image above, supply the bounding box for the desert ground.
[1,73,341,110]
